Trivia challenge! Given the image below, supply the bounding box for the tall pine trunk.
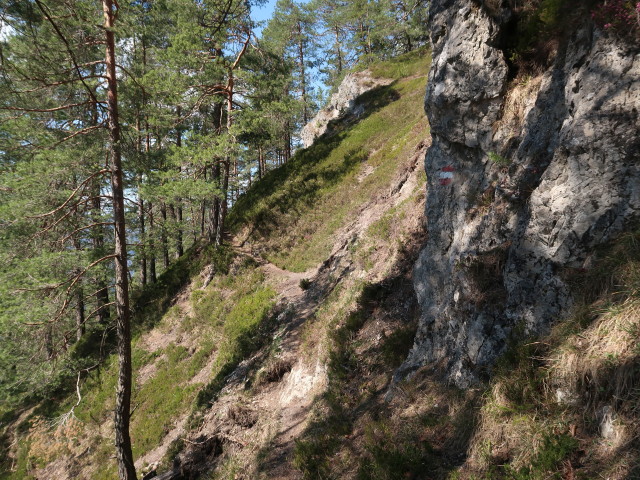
[296,21,308,124]
[160,203,169,268]
[175,109,184,257]
[208,102,223,243]
[103,1,136,478]
[215,74,234,246]
[92,189,111,327]
[149,201,157,283]
[74,275,85,342]
[138,187,147,285]
[334,26,343,73]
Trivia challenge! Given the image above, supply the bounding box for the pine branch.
[59,222,115,246]
[33,0,102,109]
[29,169,109,219]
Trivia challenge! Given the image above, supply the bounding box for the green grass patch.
[194,284,277,409]
[488,151,510,166]
[228,53,430,272]
[367,47,432,79]
[501,434,579,480]
[132,244,235,330]
[356,418,436,480]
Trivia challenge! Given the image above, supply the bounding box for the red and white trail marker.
[439,165,454,186]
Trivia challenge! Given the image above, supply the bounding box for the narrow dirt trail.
[143,140,428,479]
[223,140,429,479]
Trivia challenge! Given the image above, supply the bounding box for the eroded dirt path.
[142,140,428,479]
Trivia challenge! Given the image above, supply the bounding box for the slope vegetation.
[0,49,432,479]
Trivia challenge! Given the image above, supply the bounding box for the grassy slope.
[0,49,432,479]
[229,49,430,272]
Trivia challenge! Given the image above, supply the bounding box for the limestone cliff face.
[405,0,640,387]
[300,71,392,148]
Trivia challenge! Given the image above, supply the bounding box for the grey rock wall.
[300,71,392,148]
[405,0,640,387]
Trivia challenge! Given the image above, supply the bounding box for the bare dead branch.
[0,101,100,113]
[29,169,109,219]
[59,222,114,246]
[231,31,252,71]
[83,302,116,323]
[49,124,105,149]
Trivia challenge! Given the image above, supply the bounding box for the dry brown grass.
[493,74,543,140]
[455,230,640,479]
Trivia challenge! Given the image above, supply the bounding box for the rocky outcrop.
[404,0,640,387]
[300,71,393,148]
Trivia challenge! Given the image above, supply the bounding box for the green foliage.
[488,151,511,166]
[307,0,430,88]
[498,0,591,70]
[228,52,431,272]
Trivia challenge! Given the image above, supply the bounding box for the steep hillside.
[0,50,432,479]
[3,4,638,479]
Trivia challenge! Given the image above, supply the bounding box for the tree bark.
[334,26,343,73]
[90,87,111,327]
[296,21,308,124]
[160,203,169,268]
[138,189,147,285]
[136,114,147,285]
[75,284,85,342]
[148,201,157,283]
[208,102,223,243]
[92,188,111,327]
[215,73,234,246]
[103,1,137,478]
[175,109,184,257]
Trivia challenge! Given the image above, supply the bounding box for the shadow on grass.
[254,229,479,480]
[228,84,400,241]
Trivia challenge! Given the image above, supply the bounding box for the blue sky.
[251,0,278,35]
[251,0,312,36]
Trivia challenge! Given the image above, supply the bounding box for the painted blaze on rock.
[402,0,640,388]
[438,165,454,186]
